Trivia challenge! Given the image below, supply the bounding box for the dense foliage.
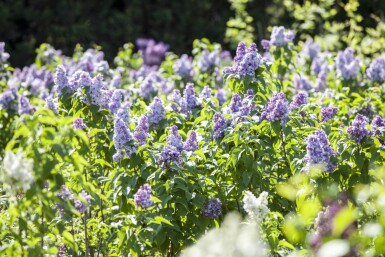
[2,9,385,257]
[2,0,385,67]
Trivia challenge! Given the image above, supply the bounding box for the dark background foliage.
[0,0,384,67]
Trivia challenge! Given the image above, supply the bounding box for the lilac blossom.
[173,54,194,79]
[112,151,124,162]
[0,90,17,109]
[168,89,183,112]
[54,65,69,92]
[68,71,92,90]
[202,197,222,218]
[134,183,152,209]
[74,190,91,213]
[18,95,35,115]
[136,38,169,67]
[72,118,87,130]
[213,112,227,140]
[371,115,385,136]
[182,83,198,113]
[314,60,329,91]
[260,93,289,124]
[223,42,262,77]
[57,244,69,257]
[366,57,385,83]
[305,130,336,172]
[200,86,212,100]
[89,74,105,106]
[347,114,370,143]
[198,50,219,72]
[261,39,271,51]
[289,92,307,110]
[134,116,149,145]
[108,90,122,114]
[293,74,312,91]
[183,131,198,152]
[215,89,227,106]
[302,38,320,60]
[229,93,243,113]
[110,75,122,89]
[336,47,360,80]
[167,126,184,151]
[321,107,338,122]
[159,146,182,168]
[270,26,294,47]
[113,118,133,150]
[147,97,166,125]
[139,72,161,99]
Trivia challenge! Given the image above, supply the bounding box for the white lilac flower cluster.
[243,191,269,224]
[1,150,34,195]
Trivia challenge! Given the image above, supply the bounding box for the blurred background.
[1,0,384,67]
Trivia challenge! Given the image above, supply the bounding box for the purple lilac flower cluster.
[229,93,243,113]
[109,75,121,89]
[200,86,212,100]
[347,114,370,143]
[73,118,87,130]
[167,126,184,151]
[45,95,58,113]
[134,116,149,145]
[182,83,199,114]
[0,89,18,109]
[215,89,227,106]
[305,130,336,172]
[139,72,167,99]
[113,118,134,161]
[289,92,307,110]
[57,185,73,217]
[223,42,262,77]
[260,93,289,124]
[136,38,169,67]
[202,197,222,218]
[335,47,360,80]
[168,89,183,112]
[366,57,385,83]
[302,38,320,60]
[310,195,357,255]
[74,190,91,213]
[68,70,92,90]
[116,104,130,125]
[310,199,346,250]
[371,115,385,136]
[18,95,36,115]
[267,26,295,47]
[183,131,198,152]
[173,54,194,79]
[57,244,69,257]
[227,92,255,125]
[198,50,219,72]
[321,106,338,122]
[213,112,228,140]
[147,97,166,125]
[134,183,153,209]
[159,146,182,168]
[108,90,122,114]
[54,65,69,92]
[293,74,312,91]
